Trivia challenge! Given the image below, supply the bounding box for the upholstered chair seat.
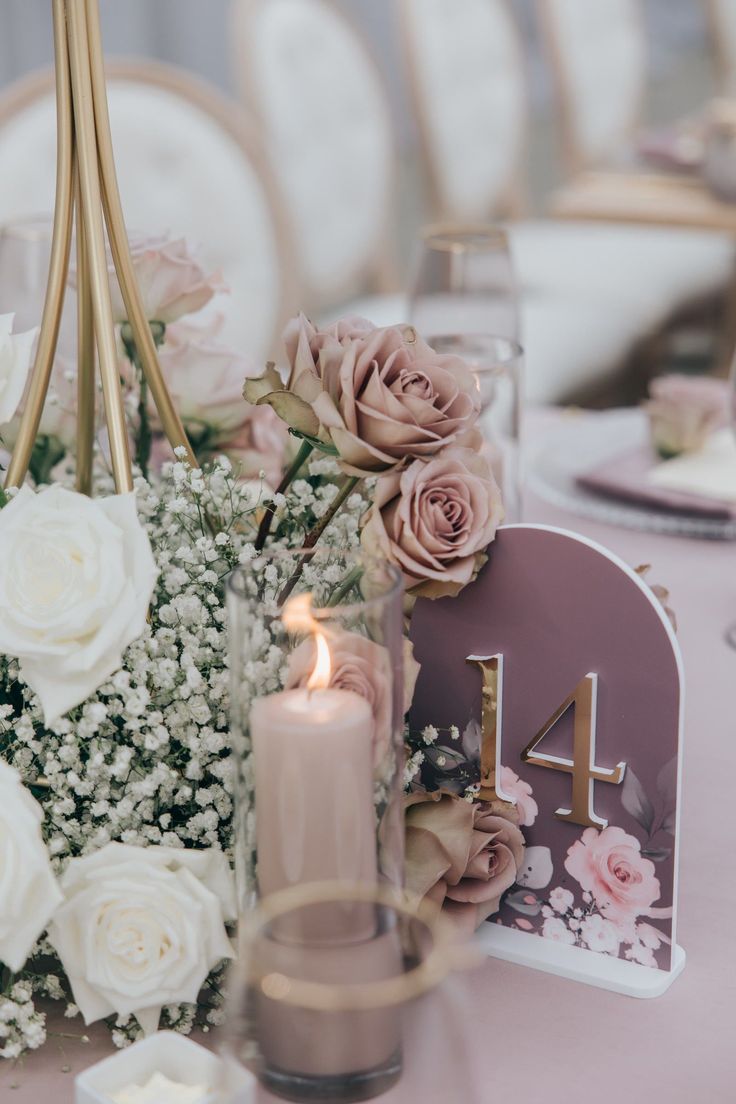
[0,63,290,360]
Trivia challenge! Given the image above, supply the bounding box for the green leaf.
[29,435,67,486]
[260,391,320,437]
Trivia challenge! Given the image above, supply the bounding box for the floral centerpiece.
[0,236,507,1061]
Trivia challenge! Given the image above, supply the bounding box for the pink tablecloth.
[5,410,735,1104]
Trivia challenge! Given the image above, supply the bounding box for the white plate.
[528,409,736,541]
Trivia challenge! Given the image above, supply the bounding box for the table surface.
[5,408,735,1104]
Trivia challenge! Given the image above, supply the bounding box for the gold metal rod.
[66,0,132,493]
[75,158,95,495]
[84,0,197,469]
[5,0,74,490]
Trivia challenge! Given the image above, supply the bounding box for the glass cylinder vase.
[227,549,407,1100]
[219,882,478,1104]
[227,547,406,918]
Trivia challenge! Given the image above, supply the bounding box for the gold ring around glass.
[240,879,478,1013]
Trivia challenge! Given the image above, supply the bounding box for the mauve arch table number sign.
[409,525,686,997]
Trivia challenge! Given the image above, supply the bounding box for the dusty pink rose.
[497,767,537,827]
[564,826,661,924]
[245,314,481,475]
[158,317,257,431]
[361,447,503,598]
[106,234,224,324]
[285,629,418,768]
[243,314,375,445]
[284,312,375,384]
[645,374,727,458]
[405,792,525,937]
[314,326,481,475]
[217,406,289,488]
[155,317,288,483]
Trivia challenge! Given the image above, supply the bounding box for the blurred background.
[0,0,718,198]
[0,0,716,199]
[0,0,734,412]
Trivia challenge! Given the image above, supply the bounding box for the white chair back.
[231,0,395,309]
[707,0,736,95]
[537,0,647,173]
[0,61,291,360]
[399,0,527,222]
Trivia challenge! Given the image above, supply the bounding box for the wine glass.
[428,333,524,522]
[407,223,520,341]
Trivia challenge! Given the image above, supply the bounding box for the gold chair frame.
[230,0,399,311]
[0,57,297,365]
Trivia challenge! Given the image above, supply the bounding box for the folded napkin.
[577,430,736,520]
[647,429,736,504]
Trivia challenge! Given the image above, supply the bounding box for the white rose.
[0,313,38,425]
[0,486,157,724]
[47,843,235,1035]
[0,759,62,971]
[137,843,238,922]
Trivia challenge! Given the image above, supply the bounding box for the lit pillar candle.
[250,599,378,940]
[249,596,401,1087]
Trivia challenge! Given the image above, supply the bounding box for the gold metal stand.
[5,0,196,495]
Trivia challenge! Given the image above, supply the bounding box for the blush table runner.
[7,408,734,1104]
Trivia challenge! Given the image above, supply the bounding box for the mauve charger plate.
[528,409,736,541]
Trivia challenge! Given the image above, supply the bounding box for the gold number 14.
[469,657,626,829]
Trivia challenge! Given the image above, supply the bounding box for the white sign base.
[475,923,686,999]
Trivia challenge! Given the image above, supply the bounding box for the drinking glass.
[429,333,524,522]
[219,882,479,1104]
[408,224,519,342]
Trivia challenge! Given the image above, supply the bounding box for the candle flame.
[282,593,317,635]
[308,631,332,690]
[283,592,332,691]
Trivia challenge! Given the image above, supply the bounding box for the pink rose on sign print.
[499,767,537,827]
[564,826,661,924]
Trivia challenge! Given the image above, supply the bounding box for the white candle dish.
[74,1031,255,1104]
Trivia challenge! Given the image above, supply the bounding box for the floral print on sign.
[406,721,676,968]
[504,762,677,968]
